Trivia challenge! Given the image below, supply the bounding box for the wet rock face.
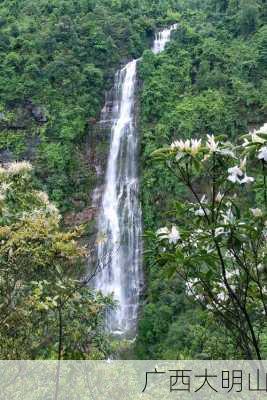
[0,104,43,163]
[86,85,118,202]
[0,149,13,163]
[25,100,48,124]
[0,107,28,131]
[64,206,97,226]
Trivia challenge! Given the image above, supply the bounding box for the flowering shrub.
[0,161,61,225]
[0,162,112,359]
[152,129,267,359]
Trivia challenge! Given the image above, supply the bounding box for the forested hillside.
[0,0,181,359]
[0,0,266,360]
[0,0,180,211]
[137,0,267,359]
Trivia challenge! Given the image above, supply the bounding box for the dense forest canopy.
[0,0,266,359]
[0,0,180,211]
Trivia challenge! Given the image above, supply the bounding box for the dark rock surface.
[25,100,48,124]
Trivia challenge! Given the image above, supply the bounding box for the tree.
[238,0,260,36]
[0,161,113,359]
[152,130,267,359]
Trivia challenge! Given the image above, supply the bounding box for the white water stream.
[95,24,178,335]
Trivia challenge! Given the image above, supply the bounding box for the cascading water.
[95,60,141,335]
[95,24,178,335]
[152,24,178,54]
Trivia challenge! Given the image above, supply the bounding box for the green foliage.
[150,133,267,359]
[0,162,113,359]
[137,0,267,359]
[0,0,176,211]
[0,0,266,360]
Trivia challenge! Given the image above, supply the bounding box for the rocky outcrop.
[64,206,97,226]
[0,149,13,163]
[25,100,48,124]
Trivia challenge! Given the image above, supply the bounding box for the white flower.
[206,245,215,254]
[240,157,247,169]
[240,174,254,184]
[228,166,242,177]
[223,209,235,224]
[195,294,205,301]
[35,191,49,205]
[1,182,11,192]
[250,208,263,218]
[225,270,233,280]
[200,195,208,204]
[251,133,265,144]
[175,152,184,161]
[185,278,199,295]
[256,263,264,272]
[218,147,235,157]
[0,166,6,175]
[227,174,239,183]
[215,227,225,237]
[156,226,181,244]
[217,291,228,302]
[7,161,33,175]
[194,196,210,217]
[0,182,11,201]
[171,140,185,151]
[215,192,223,202]
[46,203,60,216]
[254,123,267,134]
[258,146,267,162]
[206,134,219,152]
[171,138,201,156]
[195,208,206,216]
[242,138,250,147]
[190,139,202,156]
[184,140,191,151]
[226,269,239,280]
[227,164,254,184]
[156,227,169,239]
[168,226,180,244]
[227,165,243,183]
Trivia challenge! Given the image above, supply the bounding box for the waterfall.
[95,25,178,335]
[95,60,141,335]
[152,24,178,54]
